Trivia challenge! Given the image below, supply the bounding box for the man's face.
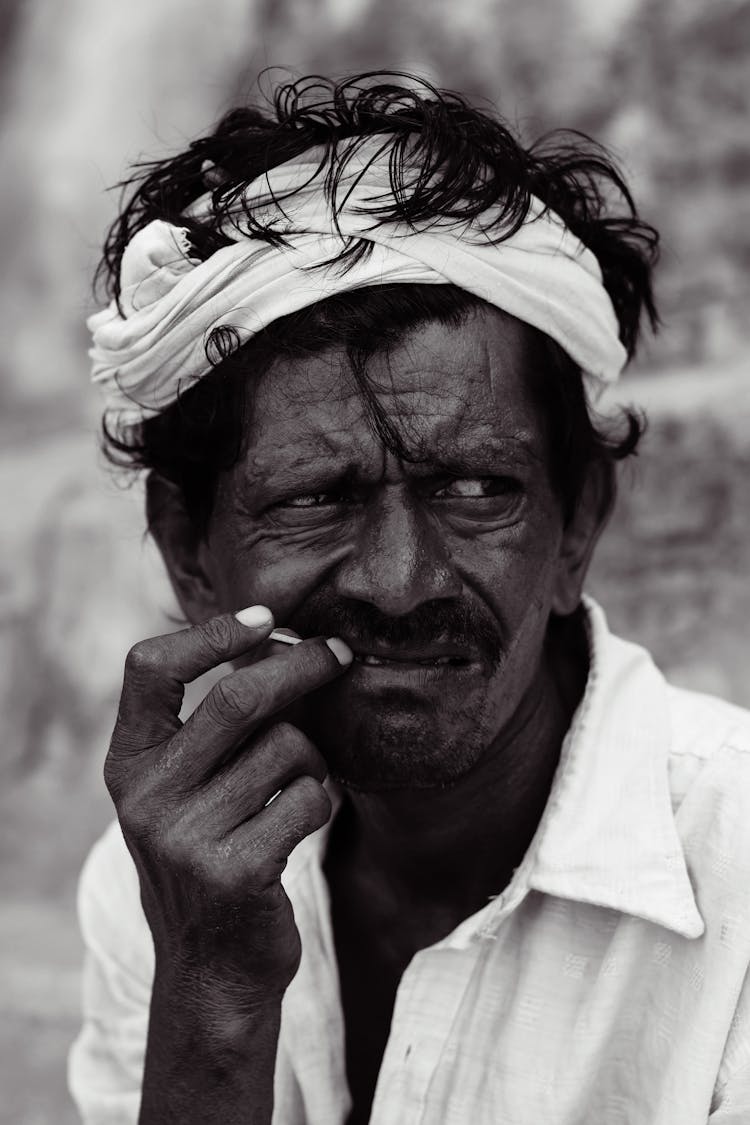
[197,306,592,790]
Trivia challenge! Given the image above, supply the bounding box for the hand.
[104,606,352,1012]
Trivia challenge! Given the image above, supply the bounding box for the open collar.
[525,596,705,939]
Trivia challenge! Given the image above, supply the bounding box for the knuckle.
[267,719,299,744]
[195,615,236,663]
[206,676,252,728]
[269,724,326,780]
[289,774,331,823]
[124,639,162,680]
[264,721,308,761]
[214,835,272,895]
[157,823,198,878]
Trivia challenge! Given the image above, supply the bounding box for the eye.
[433,476,520,499]
[272,487,360,512]
[280,493,339,509]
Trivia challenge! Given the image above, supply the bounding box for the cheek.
[451,504,564,607]
[205,524,353,621]
[447,522,565,686]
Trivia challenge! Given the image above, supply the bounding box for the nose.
[332,486,463,617]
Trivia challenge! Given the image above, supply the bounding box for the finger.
[230,775,333,887]
[114,606,276,750]
[172,636,352,785]
[183,723,327,833]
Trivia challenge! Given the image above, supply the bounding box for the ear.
[551,461,615,616]
[146,472,221,625]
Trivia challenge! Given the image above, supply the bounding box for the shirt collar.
[524,595,705,939]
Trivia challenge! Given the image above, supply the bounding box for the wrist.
[140,979,280,1125]
[151,957,284,1046]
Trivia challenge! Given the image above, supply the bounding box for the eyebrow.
[408,434,545,473]
[241,455,360,500]
[243,433,543,498]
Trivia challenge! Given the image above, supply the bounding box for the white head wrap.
[89,138,627,424]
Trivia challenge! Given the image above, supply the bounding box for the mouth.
[355,653,472,668]
[349,638,479,671]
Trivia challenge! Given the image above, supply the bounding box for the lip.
[344,656,480,690]
[349,643,478,668]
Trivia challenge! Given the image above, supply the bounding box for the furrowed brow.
[242,455,361,501]
[415,434,545,473]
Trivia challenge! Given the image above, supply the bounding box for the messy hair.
[98,71,659,534]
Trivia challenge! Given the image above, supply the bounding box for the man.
[69,74,750,1124]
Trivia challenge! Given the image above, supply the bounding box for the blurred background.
[1,0,749,1119]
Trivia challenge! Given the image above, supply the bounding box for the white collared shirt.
[68,599,750,1123]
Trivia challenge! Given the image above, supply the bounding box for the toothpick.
[269,629,303,646]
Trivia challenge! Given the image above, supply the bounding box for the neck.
[331,611,588,917]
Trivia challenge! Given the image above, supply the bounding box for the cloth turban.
[88,137,627,424]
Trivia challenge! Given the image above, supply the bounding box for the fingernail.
[235,605,273,629]
[326,637,354,666]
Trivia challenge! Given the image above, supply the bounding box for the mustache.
[290,596,504,666]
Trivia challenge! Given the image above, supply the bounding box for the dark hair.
[99,71,658,534]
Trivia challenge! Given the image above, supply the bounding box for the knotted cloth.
[89,139,627,424]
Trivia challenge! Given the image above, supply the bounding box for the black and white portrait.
[1,3,749,1123]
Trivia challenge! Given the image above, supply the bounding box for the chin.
[311,708,488,792]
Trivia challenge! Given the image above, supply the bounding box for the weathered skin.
[106,615,352,1123]
[115,305,609,1123]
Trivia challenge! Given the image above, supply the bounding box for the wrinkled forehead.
[243,305,549,463]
